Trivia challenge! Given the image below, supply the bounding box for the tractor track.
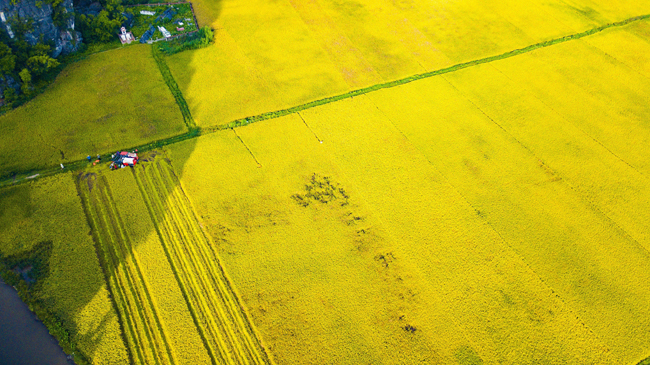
[78,174,177,365]
[132,159,272,365]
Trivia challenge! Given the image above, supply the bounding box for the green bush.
[157,26,213,56]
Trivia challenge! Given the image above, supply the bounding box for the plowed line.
[157,162,268,363]
[137,164,245,363]
[134,165,227,365]
[132,160,271,365]
[102,183,177,365]
[78,182,147,365]
[79,174,177,365]
[86,180,158,365]
[150,165,252,362]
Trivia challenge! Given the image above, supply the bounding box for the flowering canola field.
[78,158,271,365]
[3,1,650,364]
[167,0,650,127]
[166,20,650,365]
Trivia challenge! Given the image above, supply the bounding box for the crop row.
[78,173,176,365]
[132,159,270,364]
[132,160,271,365]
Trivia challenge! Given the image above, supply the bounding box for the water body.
[0,278,74,365]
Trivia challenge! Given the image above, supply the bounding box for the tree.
[77,10,123,43]
[3,87,17,105]
[27,55,60,77]
[103,0,125,20]
[0,43,16,75]
[18,68,32,96]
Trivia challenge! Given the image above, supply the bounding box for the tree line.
[1,0,212,108]
[0,0,128,106]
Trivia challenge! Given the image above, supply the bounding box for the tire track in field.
[78,174,177,365]
[132,159,272,365]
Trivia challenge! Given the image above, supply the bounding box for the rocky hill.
[0,0,82,58]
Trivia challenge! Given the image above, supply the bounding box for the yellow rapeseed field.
[366,72,650,364]
[165,104,635,363]
[4,1,650,364]
[0,45,186,177]
[167,0,650,128]
[0,173,128,364]
[78,168,212,365]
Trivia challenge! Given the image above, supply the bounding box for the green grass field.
[0,45,186,178]
[1,1,650,364]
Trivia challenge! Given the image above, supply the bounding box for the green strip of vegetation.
[1,14,648,189]
[0,128,200,189]
[152,46,196,129]
[214,13,650,131]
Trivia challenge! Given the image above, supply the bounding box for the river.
[0,278,74,365]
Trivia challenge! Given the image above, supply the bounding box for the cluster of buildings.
[119,6,186,45]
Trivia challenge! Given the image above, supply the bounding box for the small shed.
[158,26,171,38]
[140,25,156,43]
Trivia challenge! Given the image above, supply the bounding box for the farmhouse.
[118,27,134,44]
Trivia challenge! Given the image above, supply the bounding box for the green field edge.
[1,13,648,189]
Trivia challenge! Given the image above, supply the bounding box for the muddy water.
[0,278,73,365]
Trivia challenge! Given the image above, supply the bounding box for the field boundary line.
[233,129,262,167]
[2,14,649,188]
[210,14,650,131]
[152,46,197,129]
[297,112,322,142]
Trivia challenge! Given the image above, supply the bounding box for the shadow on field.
[0,147,199,363]
[53,1,267,362]
[0,0,224,360]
